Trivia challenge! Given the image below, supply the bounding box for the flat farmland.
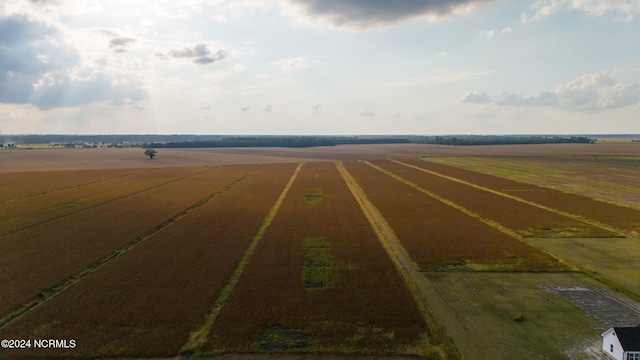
[205,162,435,356]
[406,158,640,235]
[0,164,297,359]
[0,168,146,201]
[0,165,256,318]
[1,143,640,360]
[341,161,562,271]
[426,156,640,211]
[0,167,207,235]
[369,160,616,238]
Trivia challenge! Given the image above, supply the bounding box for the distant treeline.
[2,134,600,148]
[144,136,410,148]
[417,135,596,146]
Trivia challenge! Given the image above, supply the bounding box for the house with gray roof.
[602,326,640,360]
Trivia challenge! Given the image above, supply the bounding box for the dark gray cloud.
[263,104,272,112]
[0,15,79,74]
[359,110,375,117]
[0,15,147,110]
[285,0,497,29]
[109,37,135,53]
[98,30,136,53]
[241,106,251,111]
[157,43,229,65]
[460,72,640,112]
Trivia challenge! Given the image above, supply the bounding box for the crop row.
[0,167,209,236]
[0,164,297,358]
[407,159,640,234]
[206,162,429,355]
[343,161,563,271]
[0,165,256,317]
[370,160,615,238]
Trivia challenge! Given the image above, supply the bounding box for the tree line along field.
[1,152,640,359]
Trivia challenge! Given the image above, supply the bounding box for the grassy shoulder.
[421,272,602,360]
[524,237,640,300]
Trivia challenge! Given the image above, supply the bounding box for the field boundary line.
[0,166,260,330]
[363,161,579,273]
[395,159,627,237]
[336,161,459,360]
[181,162,304,355]
[2,166,219,237]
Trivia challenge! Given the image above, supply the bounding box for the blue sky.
[1,0,639,135]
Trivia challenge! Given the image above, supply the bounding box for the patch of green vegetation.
[254,324,309,351]
[524,237,640,299]
[423,272,602,360]
[302,237,337,290]
[304,187,325,205]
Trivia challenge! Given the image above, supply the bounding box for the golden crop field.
[1,144,639,360]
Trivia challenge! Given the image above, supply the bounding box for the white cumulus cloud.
[460,70,640,111]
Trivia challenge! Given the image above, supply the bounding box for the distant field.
[1,142,640,172]
[1,143,639,359]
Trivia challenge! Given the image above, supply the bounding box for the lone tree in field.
[144,149,157,159]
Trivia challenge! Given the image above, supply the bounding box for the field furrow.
[0,165,256,318]
[369,160,615,238]
[0,167,210,236]
[0,164,297,359]
[408,158,640,235]
[204,162,432,356]
[343,161,564,271]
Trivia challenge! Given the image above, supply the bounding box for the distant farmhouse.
[602,326,640,360]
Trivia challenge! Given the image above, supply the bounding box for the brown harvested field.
[341,161,563,272]
[369,160,615,238]
[404,158,640,235]
[1,142,639,172]
[0,164,297,359]
[0,168,147,201]
[0,167,209,236]
[205,162,431,355]
[1,142,639,359]
[0,165,256,317]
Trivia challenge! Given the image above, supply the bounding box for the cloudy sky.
[1,0,639,135]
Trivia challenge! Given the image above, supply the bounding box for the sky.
[1,0,639,135]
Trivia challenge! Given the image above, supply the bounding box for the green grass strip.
[0,167,259,330]
[181,162,304,355]
[363,161,579,273]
